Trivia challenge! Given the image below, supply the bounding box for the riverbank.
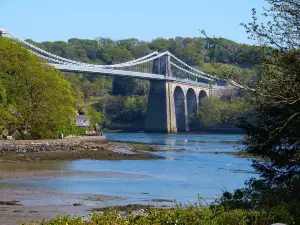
[0,136,163,162]
[0,188,129,225]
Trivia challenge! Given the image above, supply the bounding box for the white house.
[75,115,90,127]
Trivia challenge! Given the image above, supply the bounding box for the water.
[1,133,256,206]
[106,132,241,152]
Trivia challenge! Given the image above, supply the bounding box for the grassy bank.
[21,203,294,225]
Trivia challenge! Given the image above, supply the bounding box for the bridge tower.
[145,54,186,133]
[0,29,7,37]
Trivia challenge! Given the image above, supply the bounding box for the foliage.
[199,97,248,128]
[112,77,137,96]
[0,38,76,139]
[21,203,298,225]
[70,127,87,136]
[235,0,300,207]
[86,107,103,130]
[94,95,147,127]
[204,0,300,211]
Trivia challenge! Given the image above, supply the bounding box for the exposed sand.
[0,188,122,225]
[0,169,152,180]
[0,138,164,224]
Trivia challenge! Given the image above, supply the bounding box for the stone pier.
[144,80,177,132]
[144,54,211,132]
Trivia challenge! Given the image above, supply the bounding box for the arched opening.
[186,88,197,127]
[198,90,208,102]
[198,90,208,128]
[174,86,187,132]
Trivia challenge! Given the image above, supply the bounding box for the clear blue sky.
[0,0,268,44]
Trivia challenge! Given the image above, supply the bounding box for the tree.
[86,107,103,130]
[112,77,137,96]
[212,0,300,208]
[0,38,76,139]
[199,97,247,128]
[199,97,223,128]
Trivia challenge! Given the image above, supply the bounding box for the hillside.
[26,36,256,131]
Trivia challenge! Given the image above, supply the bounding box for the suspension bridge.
[0,28,227,132]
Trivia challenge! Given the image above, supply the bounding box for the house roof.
[76,115,89,120]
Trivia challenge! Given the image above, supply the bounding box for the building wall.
[76,119,90,127]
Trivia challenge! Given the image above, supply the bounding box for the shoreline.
[0,186,173,225]
[0,136,164,162]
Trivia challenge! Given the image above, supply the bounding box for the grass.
[20,203,295,225]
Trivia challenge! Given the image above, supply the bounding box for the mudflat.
[0,188,125,225]
[0,137,165,224]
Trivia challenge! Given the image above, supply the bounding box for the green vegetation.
[211,0,300,223]
[26,28,256,130]
[198,97,247,128]
[0,38,75,139]
[22,202,298,225]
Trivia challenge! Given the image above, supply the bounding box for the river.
[0,133,256,207]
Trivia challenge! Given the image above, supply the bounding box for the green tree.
[214,0,300,210]
[86,107,103,130]
[0,38,76,139]
[112,77,137,96]
[199,96,247,128]
[199,97,224,128]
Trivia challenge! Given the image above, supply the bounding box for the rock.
[73,203,82,206]
[0,201,21,205]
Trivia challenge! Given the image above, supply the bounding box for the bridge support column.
[145,80,177,133]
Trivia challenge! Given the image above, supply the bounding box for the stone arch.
[186,88,197,126]
[198,90,207,126]
[198,90,208,102]
[174,86,187,132]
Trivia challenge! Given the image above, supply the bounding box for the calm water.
[1,133,256,206]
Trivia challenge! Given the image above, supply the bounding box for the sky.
[0,0,268,44]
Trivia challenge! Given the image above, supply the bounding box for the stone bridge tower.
[145,55,210,133]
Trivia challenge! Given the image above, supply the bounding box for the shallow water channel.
[0,133,257,207]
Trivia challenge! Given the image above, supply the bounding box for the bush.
[21,203,297,225]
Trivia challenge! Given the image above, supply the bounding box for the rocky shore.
[0,136,106,152]
[0,136,164,162]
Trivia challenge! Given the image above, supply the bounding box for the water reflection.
[106,133,242,152]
